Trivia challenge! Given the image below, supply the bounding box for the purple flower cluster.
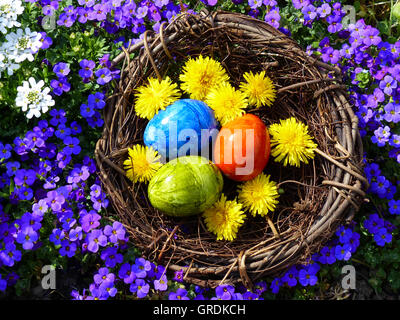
[269,224,361,293]
[363,214,394,247]
[50,62,71,96]
[72,257,170,300]
[298,1,345,32]
[53,0,187,40]
[79,91,106,128]
[306,10,400,166]
[364,162,397,200]
[0,110,126,293]
[167,280,267,300]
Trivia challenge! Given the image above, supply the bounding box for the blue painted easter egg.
[143,99,218,159]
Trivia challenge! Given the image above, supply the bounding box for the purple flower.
[298,266,318,287]
[154,274,168,291]
[389,134,400,148]
[53,62,70,77]
[16,226,38,250]
[215,284,235,300]
[348,232,360,253]
[79,59,96,78]
[80,211,101,232]
[169,288,189,300]
[94,267,115,285]
[80,103,95,118]
[317,3,331,18]
[383,103,400,123]
[132,257,152,278]
[57,13,76,27]
[242,291,258,300]
[362,27,381,47]
[336,226,353,244]
[270,277,281,294]
[0,143,12,159]
[318,246,336,265]
[136,6,148,19]
[327,18,342,33]
[63,136,81,155]
[281,266,298,287]
[0,242,22,267]
[50,77,71,96]
[380,75,398,96]
[364,213,384,234]
[46,190,65,212]
[86,111,104,128]
[99,280,117,298]
[88,92,106,109]
[49,109,67,127]
[103,221,126,243]
[100,246,123,268]
[32,199,49,216]
[371,126,391,147]
[59,211,76,230]
[264,10,280,29]
[69,226,83,241]
[49,228,65,246]
[389,199,400,215]
[173,269,184,282]
[130,279,150,298]
[18,186,34,201]
[248,0,262,9]
[87,229,107,253]
[0,274,7,291]
[302,4,317,21]
[5,161,20,176]
[14,169,36,186]
[59,240,77,257]
[70,121,82,135]
[292,0,309,9]
[118,263,136,284]
[95,68,112,85]
[334,244,352,261]
[370,175,391,196]
[20,212,42,231]
[39,32,53,49]
[374,228,392,247]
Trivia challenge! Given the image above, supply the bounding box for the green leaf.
[376,268,386,279]
[377,20,390,36]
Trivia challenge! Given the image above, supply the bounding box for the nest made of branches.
[95,10,369,289]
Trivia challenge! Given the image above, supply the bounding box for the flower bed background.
[0,0,399,300]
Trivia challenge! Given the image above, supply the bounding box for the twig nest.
[95,11,368,288]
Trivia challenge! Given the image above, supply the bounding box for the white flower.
[0,0,24,33]
[4,27,42,63]
[15,77,55,119]
[0,50,20,76]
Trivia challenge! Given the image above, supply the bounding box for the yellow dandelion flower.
[123,144,163,183]
[240,71,276,108]
[134,77,181,120]
[205,82,248,126]
[238,173,280,217]
[269,117,318,167]
[203,194,246,241]
[179,55,230,100]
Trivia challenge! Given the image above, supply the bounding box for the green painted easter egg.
[393,2,400,20]
[148,156,223,217]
